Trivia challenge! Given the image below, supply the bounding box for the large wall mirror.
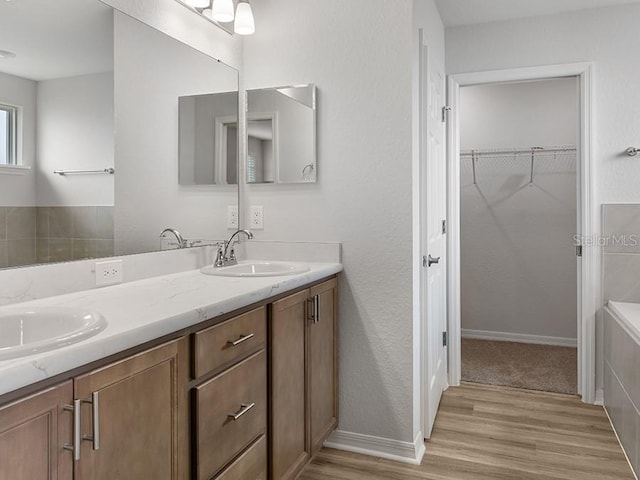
[179,84,317,186]
[0,0,239,269]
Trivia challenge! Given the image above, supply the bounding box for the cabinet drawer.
[194,307,266,378]
[194,350,267,480]
[215,435,267,480]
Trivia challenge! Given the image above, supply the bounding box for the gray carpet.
[461,338,577,395]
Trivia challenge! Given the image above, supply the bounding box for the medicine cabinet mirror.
[178,84,317,186]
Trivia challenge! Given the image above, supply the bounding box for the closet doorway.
[446,64,596,402]
[460,78,578,394]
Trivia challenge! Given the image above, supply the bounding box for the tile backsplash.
[0,206,114,268]
[602,204,640,303]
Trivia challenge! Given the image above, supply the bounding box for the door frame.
[446,63,597,403]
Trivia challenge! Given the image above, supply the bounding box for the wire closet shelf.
[460,145,577,185]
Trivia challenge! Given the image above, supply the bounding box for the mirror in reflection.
[179,84,316,186]
[179,92,239,186]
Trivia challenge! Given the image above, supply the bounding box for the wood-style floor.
[299,382,634,480]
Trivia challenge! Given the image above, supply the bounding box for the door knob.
[423,255,441,267]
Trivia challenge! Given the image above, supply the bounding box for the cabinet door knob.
[226,333,255,347]
[227,402,256,421]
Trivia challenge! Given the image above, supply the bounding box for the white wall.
[446,2,640,392]
[113,11,239,255]
[460,79,578,150]
[36,72,114,206]
[460,79,578,340]
[244,0,420,445]
[102,0,243,70]
[0,72,37,206]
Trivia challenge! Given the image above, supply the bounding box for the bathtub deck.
[299,382,634,480]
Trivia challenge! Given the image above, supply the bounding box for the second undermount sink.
[0,308,108,361]
[201,261,310,277]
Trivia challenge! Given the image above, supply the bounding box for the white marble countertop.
[0,262,342,398]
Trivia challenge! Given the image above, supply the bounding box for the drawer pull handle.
[228,402,256,421]
[314,294,320,324]
[227,333,255,347]
[80,392,100,451]
[63,399,82,461]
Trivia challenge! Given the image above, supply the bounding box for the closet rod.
[460,146,576,158]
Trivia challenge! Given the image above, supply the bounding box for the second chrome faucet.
[215,229,254,267]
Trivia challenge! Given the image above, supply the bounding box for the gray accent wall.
[602,204,640,303]
[0,206,114,268]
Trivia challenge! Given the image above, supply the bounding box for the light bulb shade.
[185,0,210,8]
[234,1,255,35]
[211,0,235,22]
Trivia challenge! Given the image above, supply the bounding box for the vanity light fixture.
[210,0,235,23]
[179,0,255,36]
[234,0,255,35]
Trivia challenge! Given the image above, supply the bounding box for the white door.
[420,37,448,437]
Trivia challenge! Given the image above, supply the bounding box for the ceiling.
[0,0,113,81]
[435,0,640,27]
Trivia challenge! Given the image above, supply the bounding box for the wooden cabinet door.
[309,278,339,456]
[269,289,310,480]
[0,381,73,480]
[74,338,188,480]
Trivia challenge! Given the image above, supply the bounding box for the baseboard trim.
[324,430,425,465]
[595,388,604,406]
[461,329,577,347]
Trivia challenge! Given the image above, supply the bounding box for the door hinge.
[442,106,452,123]
[576,245,583,257]
[442,220,447,235]
[442,332,447,347]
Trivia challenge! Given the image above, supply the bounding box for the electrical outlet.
[227,206,238,229]
[250,206,264,230]
[95,260,123,287]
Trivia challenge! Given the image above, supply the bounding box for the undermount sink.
[201,261,310,278]
[0,308,108,361]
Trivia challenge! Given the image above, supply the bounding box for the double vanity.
[0,251,341,480]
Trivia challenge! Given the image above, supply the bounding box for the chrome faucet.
[215,229,254,267]
[159,228,188,249]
